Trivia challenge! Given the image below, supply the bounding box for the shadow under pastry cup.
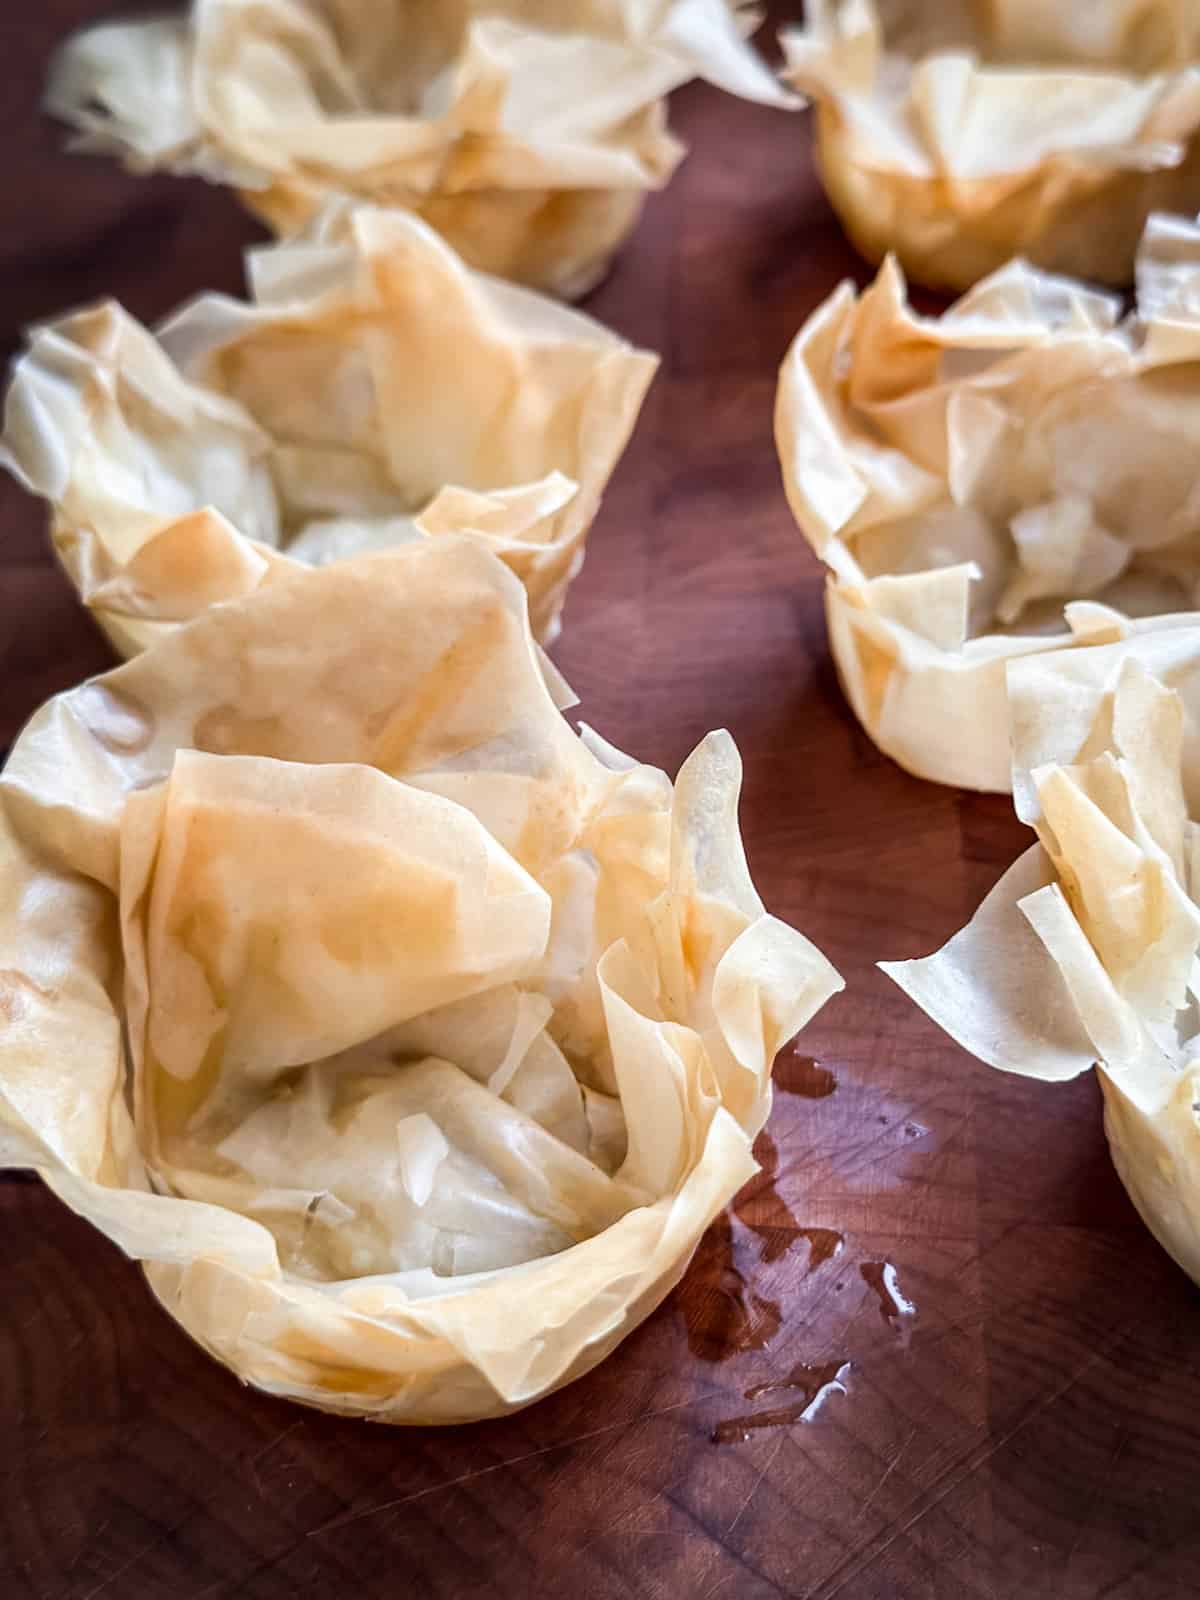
[776,209,1200,792]
[1,202,657,658]
[0,536,842,1423]
[885,624,1200,1287]
[782,0,1200,294]
[47,0,796,300]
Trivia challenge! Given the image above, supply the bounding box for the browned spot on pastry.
[849,626,896,730]
[319,877,457,970]
[679,896,714,990]
[275,1331,404,1398]
[368,602,509,774]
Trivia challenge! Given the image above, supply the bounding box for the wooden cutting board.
[2,6,1198,1597]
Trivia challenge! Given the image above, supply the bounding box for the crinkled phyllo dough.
[2,203,656,656]
[783,0,1200,293]
[775,210,1200,790]
[885,628,1200,1285]
[47,0,795,297]
[0,537,841,1420]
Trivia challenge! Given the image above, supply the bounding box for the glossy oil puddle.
[712,1360,851,1444]
[681,1078,920,1445]
[733,1132,844,1272]
[685,1132,844,1361]
[684,1211,781,1361]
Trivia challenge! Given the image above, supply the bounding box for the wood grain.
[3,6,1200,1598]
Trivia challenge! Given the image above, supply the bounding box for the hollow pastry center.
[121,749,636,1287]
[844,355,1200,637]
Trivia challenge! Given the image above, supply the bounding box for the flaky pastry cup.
[2,203,655,657]
[47,0,793,299]
[776,211,1200,792]
[885,627,1200,1286]
[782,0,1200,294]
[0,536,842,1422]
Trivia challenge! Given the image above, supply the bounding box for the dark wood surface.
[4,6,1200,1598]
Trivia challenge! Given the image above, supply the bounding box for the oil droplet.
[743,1358,851,1406]
[775,1047,837,1099]
[684,1212,781,1361]
[796,1227,844,1273]
[860,1261,916,1331]
[734,1133,843,1272]
[711,1360,850,1444]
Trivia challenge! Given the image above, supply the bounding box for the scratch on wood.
[249,1419,305,1467]
[78,1520,184,1600]
[801,1332,1128,1600]
[853,1426,918,1524]
[700,1569,742,1600]
[725,1433,786,1537]
[247,1418,306,1501]
[1060,1425,1128,1577]
[574,1500,657,1558]
[307,1393,714,1537]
